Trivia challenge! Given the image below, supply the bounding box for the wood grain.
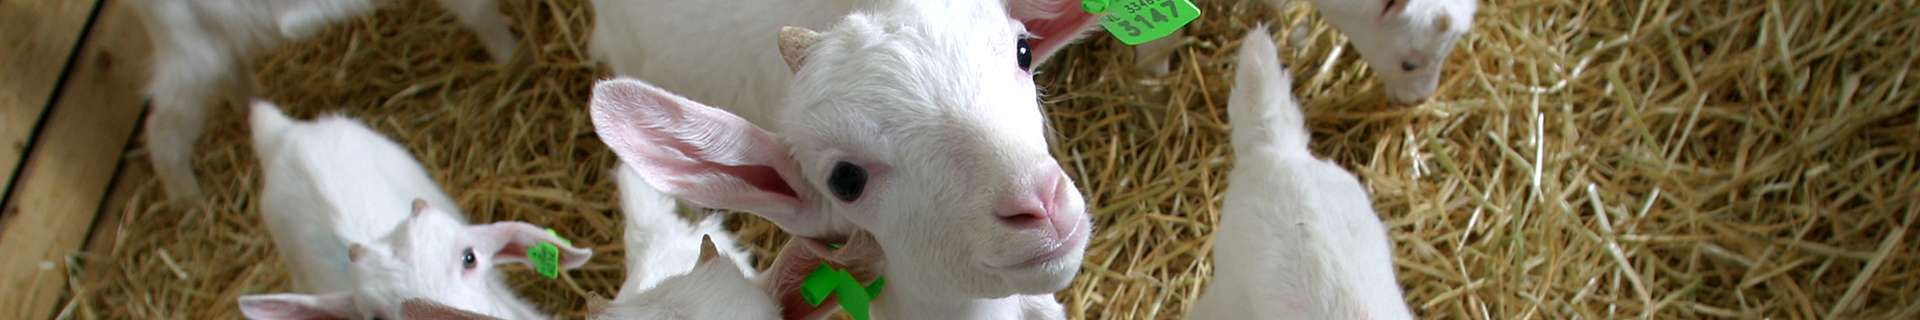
[0,0,104,212]
[0,0,152,318]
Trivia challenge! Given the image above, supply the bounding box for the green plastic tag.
[1083,0,1200,45]
[546,228,571,246]
[529,228,569,279]
[800,263,885,320]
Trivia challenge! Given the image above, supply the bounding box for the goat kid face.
[593,0,1098,300]
[1329,0,1477,104]
[787,1,1092,297]
[239,202,590,320]
[351,203,591,317]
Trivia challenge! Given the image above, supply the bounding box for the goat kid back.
[1185,27,1413,320]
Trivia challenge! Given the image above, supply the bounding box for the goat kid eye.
[1016,37,1033,71]
[461,248,477,269]
[827,162,868,202]
[1401,61,1419,71]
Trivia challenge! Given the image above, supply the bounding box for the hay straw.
[70,0,1919,319]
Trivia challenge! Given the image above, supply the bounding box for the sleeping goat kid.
[131,0,517,199]
[237,102,590,320]
[1136,0,1476,104]
[590,1,1099,319]
[1184,27,1413,320]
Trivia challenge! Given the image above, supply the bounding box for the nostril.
[998,160,1069,230]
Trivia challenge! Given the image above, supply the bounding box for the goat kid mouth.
[992,223,1086,270]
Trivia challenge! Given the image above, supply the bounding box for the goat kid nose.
[996,160,1074,237]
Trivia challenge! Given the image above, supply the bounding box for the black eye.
[372,318,385,320]
[461,248,477,269]
[1016,37,1033,71]
[1401,61,1419,71]
[827,162,868,202]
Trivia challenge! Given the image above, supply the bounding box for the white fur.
[1135,0,1476,104]
[590,1,1103,319]
[587,0,1096,128]
[238,101,589,320]
[581,165,772,320]
[593,252,778,320]
[128,0,516,199]
[1184,27,1412,320]
[607,164,756,294]
[587,0,849,127]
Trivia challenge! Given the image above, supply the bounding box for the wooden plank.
[0,0,104,212]
[78,145,147,291]
[0,0,152,318]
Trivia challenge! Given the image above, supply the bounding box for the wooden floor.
[0,0,151,319]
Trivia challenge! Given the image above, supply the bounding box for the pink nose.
[996,160,1078,238]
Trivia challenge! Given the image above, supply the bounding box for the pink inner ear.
[237,292,356,320]
[591,77,846,238]
[1010,0,1101,66]
[718,164,798,198]
[484,222,593,268]
[402,298,506,320]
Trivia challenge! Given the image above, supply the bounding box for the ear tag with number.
[1084,0,1201,45]
[529,228,570,279]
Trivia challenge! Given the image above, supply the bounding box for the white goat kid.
[588,0,1099,129]
[131,0,517,199]
[409,166,775,320]
[591,1,1100,319]
[591,238,776,320]
[590,165,773,319]
[1184,27,1412,320]
[1136,0,1476,104]
[238,102,590,320]
[606,164,758,297]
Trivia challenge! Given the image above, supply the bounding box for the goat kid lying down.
[240,102,589,320]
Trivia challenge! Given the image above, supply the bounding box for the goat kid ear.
[1432,11,1455,35]
[475,221,592,269]
[401,298,505,320]
[589,77,839,238]
[1006,0,1101,68]
[779,26,821,73]
[237,292,356,320]
[698,234,720,265]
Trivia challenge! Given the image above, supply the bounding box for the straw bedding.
[68,0,1918,319]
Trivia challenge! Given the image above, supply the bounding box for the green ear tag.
[546,228,571,246]
[529,228,569,279]
[1083,0,1201,45]
[800,263,884,320]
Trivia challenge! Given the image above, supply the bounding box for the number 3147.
[1117,0,1183,37]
